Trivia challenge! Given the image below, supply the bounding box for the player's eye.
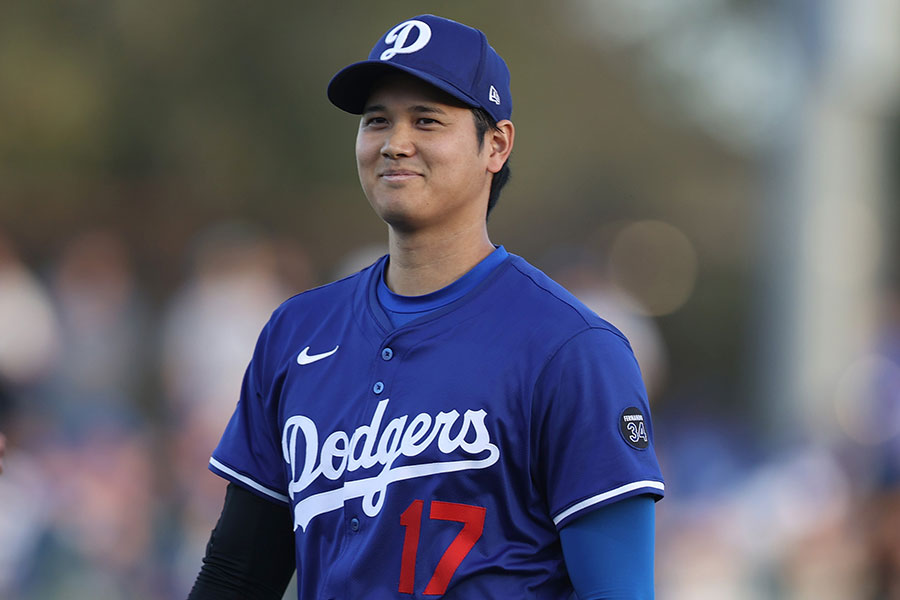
[417,118,439,126]
[363,116,388,127]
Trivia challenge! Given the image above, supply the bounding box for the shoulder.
[499,254,630,345]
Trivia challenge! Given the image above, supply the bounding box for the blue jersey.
[210,252,664,599]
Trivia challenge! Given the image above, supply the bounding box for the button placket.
[372,344,396,397]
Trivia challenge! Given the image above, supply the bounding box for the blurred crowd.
[0,223,312,598]
[0,223,898,599]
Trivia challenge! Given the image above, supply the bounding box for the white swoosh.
[297,345,339,365]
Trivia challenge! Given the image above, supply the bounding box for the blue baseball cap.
[327,15,512,123]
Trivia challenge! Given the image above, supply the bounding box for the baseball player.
[189,14,664,599]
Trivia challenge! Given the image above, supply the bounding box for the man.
[189,14,664,599]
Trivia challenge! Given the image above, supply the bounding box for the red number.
[398,499,486,595]
[398,499,424,594]
[423,501,486,595]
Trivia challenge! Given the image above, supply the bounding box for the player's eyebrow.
[408,105,447,115]
[362,104,448,115]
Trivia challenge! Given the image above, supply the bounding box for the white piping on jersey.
[209,456,291,503]
[282,398,500,532]
[552,480,665,526]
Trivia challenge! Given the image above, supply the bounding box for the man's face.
[355,73,492,234]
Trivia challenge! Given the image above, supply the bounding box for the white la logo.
[380,20,432,61]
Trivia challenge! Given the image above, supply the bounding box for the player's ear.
[487,120,514,174]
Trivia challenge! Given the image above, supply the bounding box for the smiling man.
[189,15,664,600]
[355,72,512,295]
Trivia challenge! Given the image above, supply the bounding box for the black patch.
[619,407,649,450]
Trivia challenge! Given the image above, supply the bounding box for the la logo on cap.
[380,20,432,61]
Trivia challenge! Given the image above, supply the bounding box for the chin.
[375,208,421,230]
[369,191,422,216]
[370,201,430,231]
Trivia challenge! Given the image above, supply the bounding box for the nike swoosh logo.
[297,345,340,365]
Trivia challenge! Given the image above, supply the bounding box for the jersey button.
[381,347,394,361]
[350,517,360,532]
[373,381,384,394]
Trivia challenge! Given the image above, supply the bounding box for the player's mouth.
[379,169,422,182]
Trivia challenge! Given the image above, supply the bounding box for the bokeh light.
[834,354,900,445]
[607,220,699,316]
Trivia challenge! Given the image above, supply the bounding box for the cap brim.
[327,60,482,115]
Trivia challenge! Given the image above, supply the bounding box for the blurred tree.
[0,0,752,412]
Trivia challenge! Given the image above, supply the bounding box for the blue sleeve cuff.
[559,495,656,599]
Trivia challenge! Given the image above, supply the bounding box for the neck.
[385,221,494,296]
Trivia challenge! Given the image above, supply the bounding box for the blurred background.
[0,0,898,598]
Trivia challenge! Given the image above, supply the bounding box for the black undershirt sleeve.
[188,482,296,600]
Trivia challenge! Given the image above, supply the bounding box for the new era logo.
[489,85,501,105]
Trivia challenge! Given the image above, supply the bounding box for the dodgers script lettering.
[282,399,499,531]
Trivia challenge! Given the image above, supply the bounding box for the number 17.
[398,499,487,595]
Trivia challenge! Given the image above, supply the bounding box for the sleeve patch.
[619,407,649,450]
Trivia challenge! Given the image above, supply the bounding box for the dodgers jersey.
[210,252,664,599]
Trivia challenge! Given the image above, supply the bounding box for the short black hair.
[472,108,511,217]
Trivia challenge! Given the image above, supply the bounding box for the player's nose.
[380,124,415,159]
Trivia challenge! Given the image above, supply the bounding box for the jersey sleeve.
[209,319,290,505]
[531,326,664,529]
[559,495,655,599]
